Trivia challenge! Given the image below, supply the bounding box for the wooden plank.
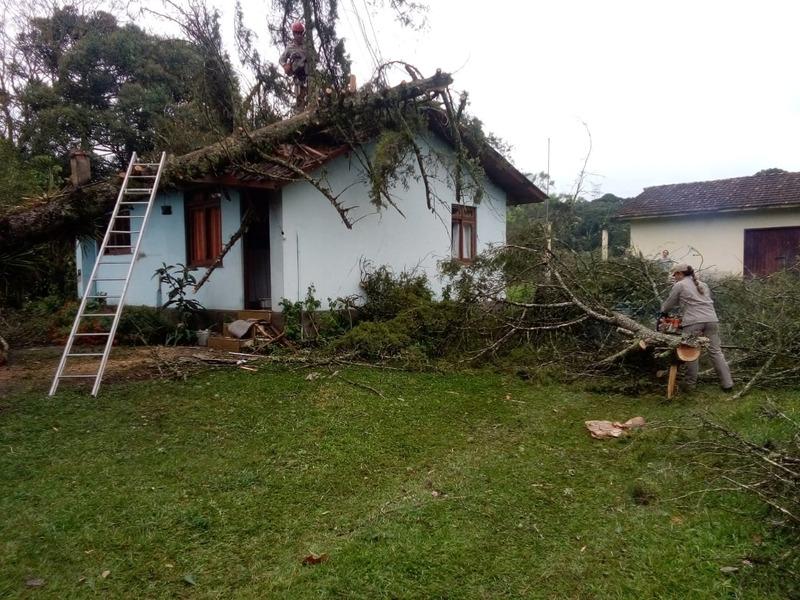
[207,336,247,352]
[666,364,678,400]
[236,310,272,322]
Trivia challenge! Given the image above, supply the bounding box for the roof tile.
[618,169,800,218]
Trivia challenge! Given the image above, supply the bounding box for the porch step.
[236,310,272,322]
[207,336,251,352]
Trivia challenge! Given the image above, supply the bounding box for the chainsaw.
[657,312,682,334]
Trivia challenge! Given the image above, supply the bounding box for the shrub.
[116,306,176,345]
[334,320,413,359]
[359,264,433,321]
[0,295,72,346]
[335,300,464,360]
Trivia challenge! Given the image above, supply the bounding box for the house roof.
[617,169,800,219]
[182,90,546,205]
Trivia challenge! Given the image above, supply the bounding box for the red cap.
[291,21,305,33]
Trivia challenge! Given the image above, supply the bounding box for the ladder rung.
[135,162,161,166]
[119,201,150,205]
[67,353,105,357]
[93,277,127,281]
[58,374,99,379]
[74,333,111,337]
[110,230,140,234]
[124,189,153,194]
[82,313,116,318]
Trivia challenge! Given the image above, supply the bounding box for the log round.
[676,344,701,362]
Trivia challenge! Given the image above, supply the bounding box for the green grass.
[0,366,797,598]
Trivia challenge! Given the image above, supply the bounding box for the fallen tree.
[0,71,454,255]
[441,243,800,398]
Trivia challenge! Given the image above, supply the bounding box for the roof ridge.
[642,169,800,191]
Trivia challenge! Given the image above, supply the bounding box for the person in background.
[657,249,674,270]
[660,263,734,391]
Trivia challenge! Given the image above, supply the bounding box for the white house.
[76,122,545,313]
[618,169,800,276]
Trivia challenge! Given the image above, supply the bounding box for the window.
[185,192,222,267]
[451,204,476,262]
[105,209,131,255]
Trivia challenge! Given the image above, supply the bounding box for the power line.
[360,0,384,65]
[347,0,380,71]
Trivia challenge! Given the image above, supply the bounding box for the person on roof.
[280,22,309,109]
[660,263,734,392]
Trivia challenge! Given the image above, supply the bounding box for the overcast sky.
[174,0,800,199]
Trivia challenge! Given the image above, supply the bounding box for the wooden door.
[743,226,800,277]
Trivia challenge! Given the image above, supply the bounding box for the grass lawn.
[1,363,798,598]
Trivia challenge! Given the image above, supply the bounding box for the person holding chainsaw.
[280,21,308,109]
[659,263,734,391]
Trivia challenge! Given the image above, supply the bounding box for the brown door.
[743,226,800,277]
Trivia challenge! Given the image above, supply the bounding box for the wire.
[348,0,381,71]
[360,0,384,65]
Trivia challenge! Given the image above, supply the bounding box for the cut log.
[676,344,701,362]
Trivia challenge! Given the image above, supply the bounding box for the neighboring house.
[617,169,800,276]
[76,118,545,312]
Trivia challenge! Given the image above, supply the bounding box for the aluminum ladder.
[49,151,167,397]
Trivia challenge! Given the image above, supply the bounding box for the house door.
[743,226,800,277]
[242,192,271,309]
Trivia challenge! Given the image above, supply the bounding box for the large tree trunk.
[0,71,453,255]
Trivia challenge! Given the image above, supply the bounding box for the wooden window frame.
[451,204,477,263]
[185,192,222,268]
[105,209,131,255]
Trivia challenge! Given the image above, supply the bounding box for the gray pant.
[682,322,734,389]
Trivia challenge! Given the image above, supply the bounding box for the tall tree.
[7,4,222,169]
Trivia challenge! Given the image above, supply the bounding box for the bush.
[116,306,176,345]
[334,320,413,359]
[0,295,72,346]
[335,300,464,360]
[359,264,433,321]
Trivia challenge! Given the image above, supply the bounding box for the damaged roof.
[618,169,800,219]
[179,81,545,206]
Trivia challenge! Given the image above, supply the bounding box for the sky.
[148,0,800,199]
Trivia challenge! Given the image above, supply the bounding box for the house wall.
[76,137,510,311]
[78,190,248,310]
[628,207,800,275]
[277,140,508,304]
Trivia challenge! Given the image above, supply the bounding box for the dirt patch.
[0,345,232,397]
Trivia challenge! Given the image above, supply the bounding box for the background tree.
[508,172,630,254]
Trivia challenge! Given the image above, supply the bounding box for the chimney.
[69,149,91,187]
